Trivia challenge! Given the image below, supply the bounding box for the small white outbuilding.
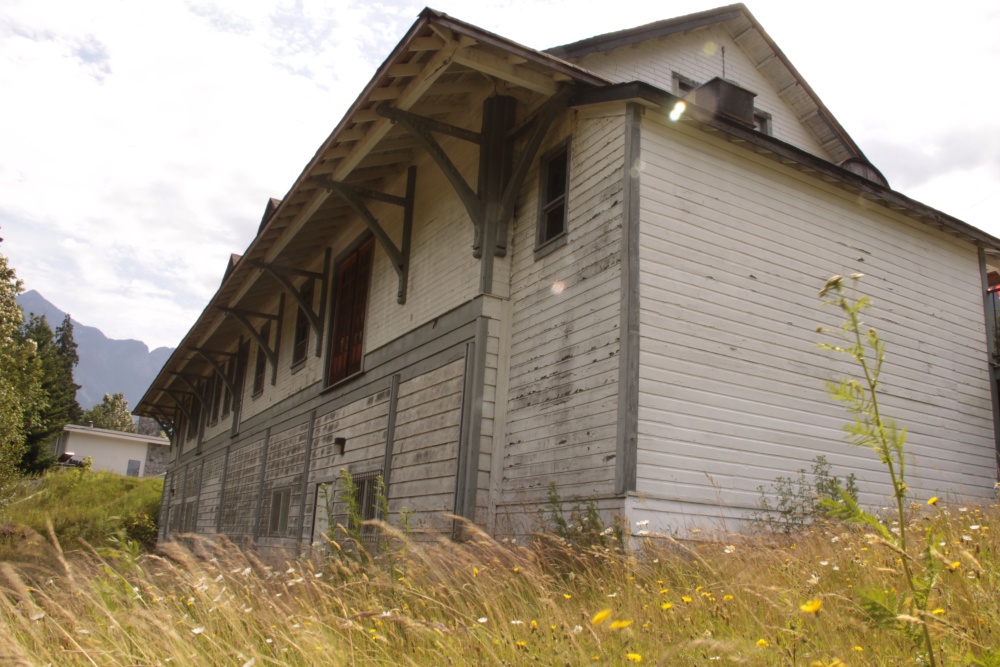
[52,424,169,477]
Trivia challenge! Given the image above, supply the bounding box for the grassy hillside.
[0,468,162,562]
[0,498,997,665]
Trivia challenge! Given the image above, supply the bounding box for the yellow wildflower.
[610,620,633,630]
[513,567,520,573]
[563,593,572,599]
[800,598,823,614]
[659,589,669,594]
[530,620,538,630]
[660,602,673,610]
[948,561,960,571]
[927,497,939,506]
[756,638,769,647]
[723,595,734,601]
[626,654,643,662]
[473,567,478,577]
[681,596,692,604]
[516,641,527,648]
[592,609,611,626]
[931,608,946,615]
[853,646,864,652]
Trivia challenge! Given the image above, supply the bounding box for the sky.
[2,0,999,350]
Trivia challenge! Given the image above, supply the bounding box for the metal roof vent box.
[688,77,757,127]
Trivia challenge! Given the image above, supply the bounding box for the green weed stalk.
[816,273,937,667]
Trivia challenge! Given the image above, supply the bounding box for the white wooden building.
[136,4,1000,547]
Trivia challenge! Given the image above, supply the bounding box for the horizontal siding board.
[634,115,996,527]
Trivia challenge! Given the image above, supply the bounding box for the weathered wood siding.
[218,437,265,540]
[257,422,310,550]
[631,113,996,529]
[366,145,482,351]
[570,26,830,159]
[497,110,626,531]
[196,453,225,533]
[388,358,465,534]
[305,389,391,541]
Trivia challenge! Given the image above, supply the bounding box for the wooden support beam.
[315,167,417,304]
[161,390,196,430]
[190,347,238,398]
[251,255,330,346]
[218,305,280,382]
[378,102,484,233]
[452,46,559,95]
[169,372,212,413]
[376,106,482,144]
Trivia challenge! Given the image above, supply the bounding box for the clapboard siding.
[633,114,995,529]
[500,110,625,507]
[219,438,265,540]
[366,143,481,351]
[196,454,225,533]
[570,25,829,159]
[257,422,309,547]
[388,358,464,535]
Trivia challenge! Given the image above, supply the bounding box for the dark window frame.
[534,141,571,260]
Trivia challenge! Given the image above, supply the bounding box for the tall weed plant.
[817,273,939,666]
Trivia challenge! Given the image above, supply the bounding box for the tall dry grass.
[0,500,997,666]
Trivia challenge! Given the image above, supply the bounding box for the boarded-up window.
[269,487,292,535]
[292,282,313,366]
[126,459,140,477]
[327,237,374,385]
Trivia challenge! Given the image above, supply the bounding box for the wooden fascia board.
[422,9,609,88]
[731,8,865,161]
[546,4,745,58]
[572,81,1000,252]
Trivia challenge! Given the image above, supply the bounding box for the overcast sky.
[3,0,999,350]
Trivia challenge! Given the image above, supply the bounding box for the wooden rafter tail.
[161,388,196,428]
[169,372,212,412]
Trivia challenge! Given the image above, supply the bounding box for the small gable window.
[327,236,374,385]
[535,143,570,259]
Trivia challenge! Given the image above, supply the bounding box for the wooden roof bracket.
[218,300,284,385]
[314,166,416,304]
[169,372,212,413]
[377,103,485,239]
[189,347,239,397]
[160,388,196,430]
[250,247,332,350]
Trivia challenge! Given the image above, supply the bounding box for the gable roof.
[547,3,866,166]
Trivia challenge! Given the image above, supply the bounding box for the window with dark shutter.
[328,237,374,385]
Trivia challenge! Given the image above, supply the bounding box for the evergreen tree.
[0,239,43,500]
[20,313,83,473]
[83,393,137,433]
